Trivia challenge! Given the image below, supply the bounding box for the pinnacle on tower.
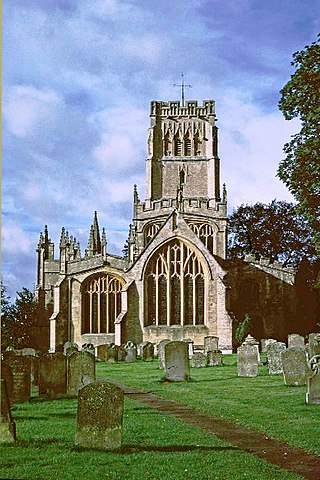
[60,227,66,247]
[87,212,102,256]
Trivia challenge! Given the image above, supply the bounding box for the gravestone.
[261,339,277,353]
[0,361,13,405]
[204,336,219,354]
[75,382,124,450]
[96,344,108,361]
[164,341,190,381]
[141,342,154,362]
[105,344,118,363]
[39,353,67,398]
[117,345,126,362]
[307,333,320,359]
[207,350,223,366]
[281,348,312,386]
[82,343,95,357]
[288,334,305,349]
[30,356,40,386]
[237,344,259,377]
[243,335,260,363]
[67,351,96,397]
[306,373,320,405]
[182,339,194,358]
[10,356,31,403]
[190,352,207,367]
[21,348,36,357]
[64,342,79,357]
[125,341,137,363]
[157,339,171,369]
[0,379,16,443]
[267,342,286,374]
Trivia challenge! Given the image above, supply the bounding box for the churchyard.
[1,347,319,480]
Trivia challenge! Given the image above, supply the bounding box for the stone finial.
[60,227,66,247]
[133,184,139,204]
[223,183,227,202]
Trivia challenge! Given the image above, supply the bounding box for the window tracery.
[145,240,205,327]
[188,222,215,254]
[82,274,124,334]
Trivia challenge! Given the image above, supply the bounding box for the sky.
[2,0,319,299]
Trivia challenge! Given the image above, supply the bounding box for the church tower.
[128,100,227,263]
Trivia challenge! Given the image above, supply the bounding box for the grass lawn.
[0,355,318,480]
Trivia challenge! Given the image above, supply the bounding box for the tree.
[278,35,320,252]
[1,286,38,350]
[234,314,253,346]
[228,200,317,267]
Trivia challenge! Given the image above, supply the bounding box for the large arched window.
[82,274,125,334]
[145,240,205,327]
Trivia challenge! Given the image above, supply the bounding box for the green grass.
[0,355,318,480]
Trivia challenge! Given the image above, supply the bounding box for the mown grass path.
[108,380,320,480]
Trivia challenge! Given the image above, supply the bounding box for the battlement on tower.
[150,100,215,120]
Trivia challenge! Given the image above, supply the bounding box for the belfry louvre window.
[145,240,205,327]
[82,275,124,334]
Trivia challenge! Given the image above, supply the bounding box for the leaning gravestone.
[125,341,137,363]
[207,350,223,366]
[158,339,170,369]
[281,347,312,386]
[237,344,259,377]
[39,353,67,398]
[67,351,96,397]
[164,341,190,381]
[141,342,154,362]
[190,352,207,368]
[10,356,31,403]
[204,336,219,354]
[63,342,79,357]
[307,333,320,359]
[267,342,287,375]
[288,334,305,349]
[75,382,124,450]
[0,379,16,443]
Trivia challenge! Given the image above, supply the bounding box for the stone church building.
[35,99,296,353]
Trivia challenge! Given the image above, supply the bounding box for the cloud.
[3,85,62,137]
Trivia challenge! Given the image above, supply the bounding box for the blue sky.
[3,0,319,298]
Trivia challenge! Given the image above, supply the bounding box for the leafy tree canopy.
[278,35,320,252]
[1,284,38,350]
[228,200,317,267]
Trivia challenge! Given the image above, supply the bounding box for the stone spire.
[87,211,102,257]
[101,227,107,257]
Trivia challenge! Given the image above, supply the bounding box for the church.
[35,98,297,353]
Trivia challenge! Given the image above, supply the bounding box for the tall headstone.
[39,353,67,398]
[10,356,31,403]
[267,342,286,374]
[190,352,207,367]
[207,350,223,366]
[141,342,154,362]
[237,344,259,377]
[117,345,126,362]
[0,361,13,405]
[75,382,124,450]
[307,333,320,359]
[164,341,190,381]
[0,380,16,443]
[306,372,320,404]
[281,348,312,386]
[158,339,170,369]
[243,335,260,363]
[105,344,118,363]
[288,334,305,350]
[125,341,137,363]
[204,336,219,354]
[67,351,96,397]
